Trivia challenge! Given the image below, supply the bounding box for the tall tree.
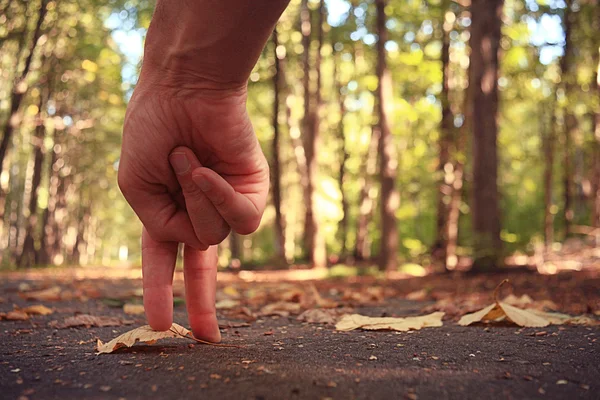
[542,99,557,247]
[271,29,286,263]
[334,51,349,258]
[0,0,48,188]
[469,0,504,271]
[375,0,399,271]
[433,1,455,264]
[301,0,327,269]
[18,77,51,267]
[593,47,600,229]
[560,0,576,237]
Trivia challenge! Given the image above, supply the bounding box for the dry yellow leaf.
[335,312,445,332]
[260,301,302,317]
[123,304,145,315]
[97,323,194,354]
[458,280,597,327]
[215,299,240,310]
[20,286,62,301]
[20,304,54,315]
[0,310,30,321]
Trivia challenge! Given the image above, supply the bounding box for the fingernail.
[193,174,211,192]
[169,152,190,175]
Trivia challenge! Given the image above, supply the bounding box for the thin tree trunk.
[469,0,504,271]
[375,0,399,271]
[434,1,454,262]
[37,129,59,265]
[300,0,314,261]
[354,127,381,261]
[560,0,575,237]
[334,52,349,259]
[543,102,556,247]
[592,48,600,229]
[303,0,327,269]
[271,29,286,263]
[18,91,47,267]
[0,0,48,183]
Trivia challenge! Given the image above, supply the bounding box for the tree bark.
[560,0,575,237]
[542,101,556,247]
[592,48,600,229]
[271,29,286,264]
[334,52,349,259]
[354,126,381,261]
[375,0,399,271]
[18,90,48,267]
[302,0,327,269]
[434,2,454,262]
[0,0,48,183]
[469,0,504,271]
[37,129,60,265]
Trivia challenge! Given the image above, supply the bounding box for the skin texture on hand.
[119,83,269,341]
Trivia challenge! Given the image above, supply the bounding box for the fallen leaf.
[260,301,302,317]
[97,323,194,354]
[49,314,129,329]
[123,304,145,315]
[335,312,444,332]
[459,280,598,328]
[20,304,54,315]
[297,309,336,324]
[20,286,62,301]
[502,294,533,308]
[97,323,241,354]
[215,299,240,310]
[0,310,30,321]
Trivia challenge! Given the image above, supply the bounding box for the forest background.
[1,0,598,274]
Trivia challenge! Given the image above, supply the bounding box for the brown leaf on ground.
[20,304,54,315]
[97,323,239,354]
[97,323,195,354]
[335,312,445,332]
[260,301,302,317]
[0,310,30,321]
[49,314,131,329]
[459,280,598,327]
[215,299,240,310]
[297,309,337,324]
[123,304,145,315]
[20,286,62,301]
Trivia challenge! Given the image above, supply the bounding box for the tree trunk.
[375,0,399,271]
[18,93,47,267]
[592,48,600,229]
[354,127,381,261]
[334,52,349,259]
[560,0,575,237]
[37,129,60,265]
[271,29,286,264]
[469,0,504,271]
[434,2,454,262]
[0,0,48,185]
[302,0,327,269]
[543,102,556,248]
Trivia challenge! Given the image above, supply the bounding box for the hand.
[118,77,269,341]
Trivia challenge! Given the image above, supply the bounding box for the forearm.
[141,0,290,90]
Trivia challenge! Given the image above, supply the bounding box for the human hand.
[118,78,269,342]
